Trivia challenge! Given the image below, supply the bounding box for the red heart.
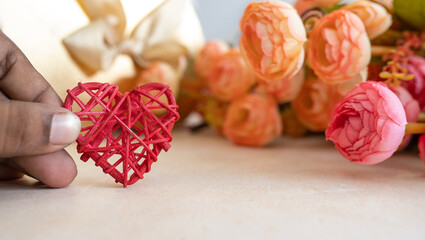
[64,82,179,187]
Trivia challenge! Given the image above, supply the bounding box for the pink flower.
[401,55,425,110]
[302,0,341,8]
[207,49,257,101]
[258,67,305,104]
[308,10,371,83]
[239,1,306,83]
[292,77,342,132]
[195,40,230,79]
[389,85,420,150]
[418,135,425,162]
[325,81,407,165]
[343,0,392,39]
[223,93,282,146]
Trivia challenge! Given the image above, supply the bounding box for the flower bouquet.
[182,0,425,166]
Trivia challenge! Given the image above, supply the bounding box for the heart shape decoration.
[64,82,180,187]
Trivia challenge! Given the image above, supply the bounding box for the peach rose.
[371,0,394,12]
[223,93,282,146]
[239,1,306,83]
[389,85,420,151]
[137,61,177,86]
[294,0,315,15]
[343,0,392,39]
[302,0,341,8]
[207,49,257,101]
[202,98,229,135]
[292,78,342,132]
[195,40,229,79]
[326,81,407,165]
[308,10,371,83]
[281,106,308,138]
[258,67,305,104]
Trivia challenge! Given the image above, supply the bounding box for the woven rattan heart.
[64,82,179,187]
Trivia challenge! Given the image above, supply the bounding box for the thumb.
[0,100,81,157]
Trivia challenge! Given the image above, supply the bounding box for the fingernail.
[50,112,81,145]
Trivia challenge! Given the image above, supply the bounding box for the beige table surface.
[1,129,425,240]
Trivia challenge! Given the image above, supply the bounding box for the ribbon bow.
[63,0,204,74]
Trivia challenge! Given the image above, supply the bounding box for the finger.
[0,90,7,100]
[0,31,62,105]
[0,163,23,180]
[0,100,81,157]
[6,150,77,188]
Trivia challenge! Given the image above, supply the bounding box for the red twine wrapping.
[64,82,179,187]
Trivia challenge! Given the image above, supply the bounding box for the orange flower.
[207,49,257,101]
[343,0,392,39]
[223,93,282,146]
[308,10,371,83]
[281,106,308,138]
[302,0,341,8]
[239,1,306,83]
[294,0,315,15]
[195,40,229,79]
[137,61,177,86]
[292,78,342,132]
[258,67,305,103]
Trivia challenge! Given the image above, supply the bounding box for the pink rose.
[239,1,306,83]
[326,81,407,165]
[418,135,425,162]
[389,85,420,150]
[223,93,282,146]
[401,55,425,110]
[258,67,305,104]
[195,40,230,79]
[207,49,257,101]
[308,10,371,83]
[343,0,392,39]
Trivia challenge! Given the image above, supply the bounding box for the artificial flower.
[194,40,230,79]
[292,77,342,132]
[401,55,425,110]
[136,61,177,86]
[202,97,230,135]
[223,93,282,146]
[258,67,305,104]
[370,0,394,12]
[207,49,257,101]
[304,0,341,8]
[418,134,425,162]
[294,0,315,15]
[239,1,306,83]
[325,81,407,165]
[280,106,308,138]
[389,85,420,150]
[343,0,392,39]
[308,9,371,83]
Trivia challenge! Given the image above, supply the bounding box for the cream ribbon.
[63,0,204,74]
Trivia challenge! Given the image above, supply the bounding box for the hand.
[0,31,81,188]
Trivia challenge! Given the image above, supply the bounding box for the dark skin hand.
[0,31,81,188]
